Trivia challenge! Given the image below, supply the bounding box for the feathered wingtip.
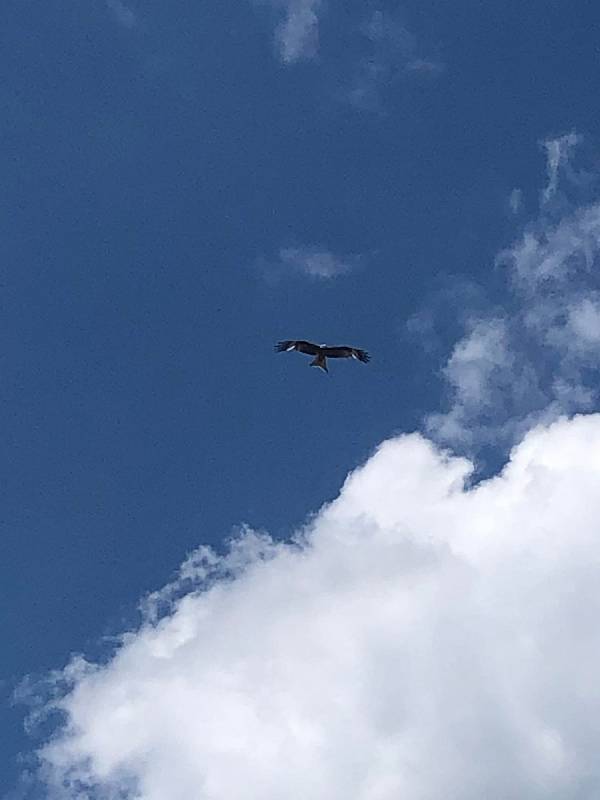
[353,349,370,363]
[275,340,293,352]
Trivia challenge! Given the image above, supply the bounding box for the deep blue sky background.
[3,0,600,791]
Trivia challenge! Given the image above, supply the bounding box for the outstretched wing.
[322,346,370,363]
[275,340,321,356]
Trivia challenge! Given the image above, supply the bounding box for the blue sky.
[4,1,600,796]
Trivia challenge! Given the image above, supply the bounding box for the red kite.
[275,340,370,373]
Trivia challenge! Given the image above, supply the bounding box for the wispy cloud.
[259,0,322,64]
[19,413,600,798]
[426,318,529,448]
[349,9,443,111]
[541,131,580,204]
[259,244,360,282]
[425,133,600,449]
[509,188,523,214]
[279,245,355,278]
[106,0,137,29]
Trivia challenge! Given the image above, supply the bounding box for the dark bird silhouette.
[275,340,370,373]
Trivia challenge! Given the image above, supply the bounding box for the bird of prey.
[275,340,370,373]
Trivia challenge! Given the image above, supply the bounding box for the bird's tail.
[310,355,328,372]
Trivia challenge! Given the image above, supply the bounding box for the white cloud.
[505,200,600,292]
[259,245,358,282]
[426,319,524,447]
[509,188,523,214]
[441,319,511,407]
[255,3,441,92]
[259,0,322,63]
[541,132,580,204]
[279,245,355,278]
[20,413,600,799]
[428,134,600,448]
[567,296,600,344]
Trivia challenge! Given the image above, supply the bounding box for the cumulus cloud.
[428,134,600,448]
[18,413,600,799]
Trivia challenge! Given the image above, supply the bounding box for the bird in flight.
[275,340,370,373]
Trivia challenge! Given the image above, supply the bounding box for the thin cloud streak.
[259,244,360,282]
[279,246,355,278]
